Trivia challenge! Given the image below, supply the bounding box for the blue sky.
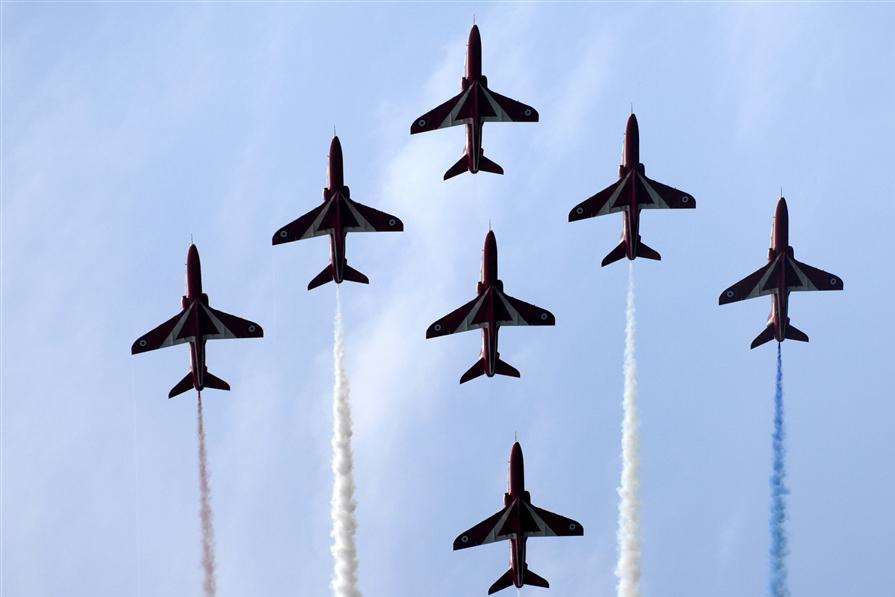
[2,3,893,596]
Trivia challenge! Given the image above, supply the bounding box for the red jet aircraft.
[454,442,583,594]
[272,135,403,290]
[719,196,843,348]
[131,244,263,398]
[410,24,539,180]
[426,230,554,383]
[569,113,695,266]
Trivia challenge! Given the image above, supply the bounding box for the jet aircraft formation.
[131,22,844,594]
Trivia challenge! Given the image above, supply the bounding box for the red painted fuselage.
[324,136,351,284]
[505,442,530,589]
[767,197,794,343]
[183,244,210,392]
[619,114,645,260]
[460,25,487,174]
[477,230,504,377]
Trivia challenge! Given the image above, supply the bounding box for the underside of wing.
[343,199,404,233]
[569,174,631,221]
[527,504,584,538]
[131,307,193,354]
[453,507,512,550]
[496,292,556,327]
[426,295,486,338]
[719,260,776,304]
[636,174,695,210]
[481,88,539,123]
[272,202,330,245]
[788,258,844,292]
[410,89,471,134]
[201,305,264,340]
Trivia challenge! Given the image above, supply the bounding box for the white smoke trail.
[197,393,217,597]
[331,290,361,597]
[616,263,641,597]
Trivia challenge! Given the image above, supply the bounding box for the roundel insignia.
[540,313,548,321]
[569,523,577,531]
[460,535,469,543]
[576,207,584,215]
[524,108,532,116]
[681,195,690,204]
[139,339,147,347]
[434,324,442,332]
[830,277,838,285]
[726,290,735,298]
[418,119,426,127]
[279,230,288,238]
[248,325,256,333]
[389,218,396,226]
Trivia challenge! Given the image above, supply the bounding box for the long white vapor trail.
[616,263,641,597]
[197,393,217,597]
[331,290,361,597]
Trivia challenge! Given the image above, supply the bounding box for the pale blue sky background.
[2,3,893,596]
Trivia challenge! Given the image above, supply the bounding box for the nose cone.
[329,135,342,162]
[328,135,343,189]
[469,23,481,46]
[626,112,639,136]
[187,243,200,267]
[776,195,788,218]
[511,441,523,463]
[623,113,640,167]
[484,229,496,251]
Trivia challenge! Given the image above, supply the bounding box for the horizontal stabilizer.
[523,567,550,589]
[750,324,776,350]
[444,156,469,180]
[460,358,486,384]
[636,240,661,261]
[601,241,627,267]
[488,569,514,595]
[494,357,520,379]
[203,370,231,392]
[308,265,334,291]
[169,372,194,399]
[478,153,504,175]
[342,263,370,285]
[785,323,809,343]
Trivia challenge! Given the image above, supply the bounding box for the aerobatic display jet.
[426,230,554,384]
[410,24,538,180]
[719,196,843,349]
[131,244,263,398]
[568,113,695,266]
[453,442,583,594]
[272,135,403,290]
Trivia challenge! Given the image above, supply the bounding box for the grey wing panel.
[426,295,486,338]
[637,174,696,210]
[453,507,512,550]
[272,202,330,245]
[132,307,192,354]
[410,89,471,133]
[789,259,844,292]
[568,174,631,221]
[496,292,555,327]
[719,260,776,304]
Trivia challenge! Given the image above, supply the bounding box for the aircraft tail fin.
[203,370,231,392]
[601,241,628,267]
[636,239,662,261]
[168,372,194,399]
[750,324,776,350]
[494,356,521,379]
[308,265,334,291]
[460,358,486,384]
[477,152,504,175]
[523,567,550,588]
[487,569,514,595]
[342,263,370,285]
[785,322,809,343]
[444,155,469,180]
